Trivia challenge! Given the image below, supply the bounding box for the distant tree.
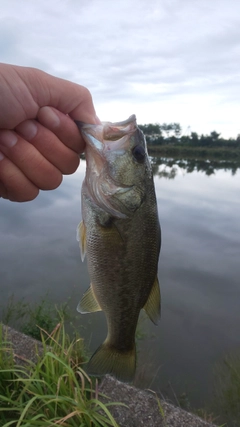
[236,134,240,146]
[191,132,198,140]
[172,123,182,138]
[190,132,199,146]
[180,135,190,145]
[210,131,221,141]
[167,135,178,144]
[160,123,169,138]
[145,135,164,145]
[200,134,212,147]
[139,123,161,135]
[139,122,240,149]
[161,123,181,138]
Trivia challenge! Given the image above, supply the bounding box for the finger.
[18,67,101,124]
[0,153,39,202]
[37,106,85,153]
[0,65,101,129]
[0,130,62,191]
[39,73,101,124]
[16,118,80,175]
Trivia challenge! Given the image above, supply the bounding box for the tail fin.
[86,341,136,383]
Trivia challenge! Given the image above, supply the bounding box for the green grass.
[211,351,240,427]
[1,295,76,341]
[0,322,121,427]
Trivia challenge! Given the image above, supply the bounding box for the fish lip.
[75,114,136,129]
[109,114,136,127]
[75,115,137,153]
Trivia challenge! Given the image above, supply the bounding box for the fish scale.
[75,115,161,382]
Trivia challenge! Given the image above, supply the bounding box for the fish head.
[76,115,152,218]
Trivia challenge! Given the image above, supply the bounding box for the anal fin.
[77,284,102,314]
[143,276,161,325]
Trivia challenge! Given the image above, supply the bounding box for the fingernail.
[0,130,18,148]
[39,106,60,128]
[17,120,38,140]
[0,151,5,161]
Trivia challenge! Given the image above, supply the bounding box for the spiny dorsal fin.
[77,284,102,314]
[76,220,86,262]
[143,276,161,325]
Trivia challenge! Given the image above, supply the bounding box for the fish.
[75,115,161,383]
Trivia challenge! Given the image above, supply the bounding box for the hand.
[0,63,100,202]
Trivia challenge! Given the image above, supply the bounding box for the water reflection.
[0,157,240,417]
[151,156,240,178]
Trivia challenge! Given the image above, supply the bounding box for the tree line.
[138,123,240,149]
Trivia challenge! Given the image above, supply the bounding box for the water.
[0,156,240,410]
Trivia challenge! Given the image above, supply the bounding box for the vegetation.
[0,322,121,427]
[2,296,240,426]
[139,122,240,159]
[1,295,74,341]
[211,350,240,427]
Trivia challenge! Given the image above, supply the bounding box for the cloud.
[0,0,239,136]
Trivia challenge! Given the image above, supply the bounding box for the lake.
[0,155,240,412]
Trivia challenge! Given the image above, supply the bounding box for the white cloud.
[0,0,240,137]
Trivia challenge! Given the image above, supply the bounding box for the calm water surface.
[0,157,240,408]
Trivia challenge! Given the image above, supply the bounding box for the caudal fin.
[86,341,136,383]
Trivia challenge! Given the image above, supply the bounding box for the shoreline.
[1,323,217,427]
[148,144,240,160]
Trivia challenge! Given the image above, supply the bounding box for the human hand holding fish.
[0,63,161,384]
[0,63,100,202]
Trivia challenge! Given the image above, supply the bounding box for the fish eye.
[132,145,145,163]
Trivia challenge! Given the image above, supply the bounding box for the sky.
[0,0,240,138]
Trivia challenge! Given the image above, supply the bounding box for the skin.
[0,63,100,202]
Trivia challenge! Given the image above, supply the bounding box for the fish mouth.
[103,115,137,141]
[75,114,137,132]
[75,115,137,153]
[76,116,140,219]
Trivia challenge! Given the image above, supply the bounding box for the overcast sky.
[1,0,240,137]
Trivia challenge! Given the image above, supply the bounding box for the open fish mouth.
[75,115,142,218]
[75,114,137,153]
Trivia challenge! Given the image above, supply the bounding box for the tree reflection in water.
[150,155,240,179]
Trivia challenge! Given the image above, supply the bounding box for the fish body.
[76,115,161,382]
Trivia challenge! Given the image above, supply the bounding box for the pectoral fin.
[143,276,161,325]
[76,221,86,262]
[77,284,102,314]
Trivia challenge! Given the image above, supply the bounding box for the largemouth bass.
[75,115,161,382]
